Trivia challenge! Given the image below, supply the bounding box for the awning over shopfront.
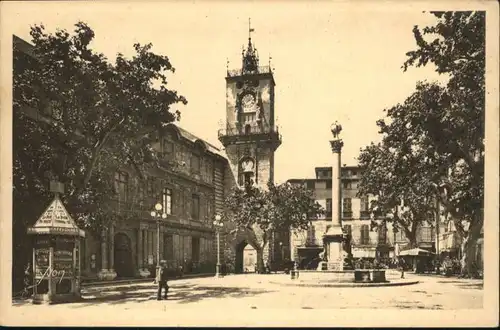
[297,246,323,249]
[399,248,434,256]
[352,248,376,258]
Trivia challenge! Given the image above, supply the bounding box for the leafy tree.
[358,11,484,277]
[14,21,186,231]
[13,22,186,289]
[402,11,485,277]
[223,181,323,273]
[357,141,438,248]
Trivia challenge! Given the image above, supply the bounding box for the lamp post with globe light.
[213,214,224,278]
[151,202,167,270]
[279,241,284,263]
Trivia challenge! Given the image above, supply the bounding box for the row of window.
[159,138,214,181]
[304,180,359,190]
[114,171,212,221]
[162,235,202,263]
[159,188,207,221]
[344,224,387,245]
[317,197,370,218]
[304,224,432,247]
[316,169,359,179]
[304,224,384,246]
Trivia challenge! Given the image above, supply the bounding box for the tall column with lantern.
[151,202,167,279]
[136,228,143,277]
[97,229,109,280]
[213,214,224,278]
[108,224,117,280]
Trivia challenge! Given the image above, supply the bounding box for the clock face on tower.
[241,93,256,112]
[241,158,255,173]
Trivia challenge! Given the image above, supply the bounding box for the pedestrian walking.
[19,262,34,299]
[155,260,169,301]
[398,257,406,279]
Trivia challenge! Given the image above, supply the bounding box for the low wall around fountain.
[354,270,387,283]
[294,269,387,283]
[294,270,356,283]
[270,269,421,287]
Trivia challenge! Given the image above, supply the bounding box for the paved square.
[12,272,483,313]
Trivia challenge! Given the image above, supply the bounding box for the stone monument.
[322,122,345,271]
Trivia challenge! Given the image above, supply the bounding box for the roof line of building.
[13,34,228,163]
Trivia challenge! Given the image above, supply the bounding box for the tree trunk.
[459,215,483,278]
[249,224,268,274]
[408,233,418,249]
[255,247,266,274]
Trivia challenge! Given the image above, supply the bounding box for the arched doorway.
[235,241,258,274]
[114,233,133,278]
[243,245,257,273]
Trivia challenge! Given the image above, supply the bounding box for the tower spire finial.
[248,17,255,41]
[242,18,258,74]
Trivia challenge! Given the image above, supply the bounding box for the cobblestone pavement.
[8,272,484,325]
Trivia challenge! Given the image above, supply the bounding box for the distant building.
[288,166,397,268]
[438,214,483,270]
[287,165,452,269]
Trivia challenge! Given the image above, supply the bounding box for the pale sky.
[5,1,445,184]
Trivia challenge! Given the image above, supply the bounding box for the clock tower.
[218,26,281,189]
[219,24,284,271]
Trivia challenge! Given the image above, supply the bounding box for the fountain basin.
[354,269,387,283]
[292,269,387,283]
[270,269,419,288]
[292,270,356,283]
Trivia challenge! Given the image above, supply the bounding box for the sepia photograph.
[0,0,498,327]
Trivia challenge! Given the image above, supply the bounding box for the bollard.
[290,262,299,280]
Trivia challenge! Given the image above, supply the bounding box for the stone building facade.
[287,165,469,269]
[13,34,230,280]
[14,29,286,280]
[81,124,229,280]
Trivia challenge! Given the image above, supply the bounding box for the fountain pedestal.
[324,225,344,271]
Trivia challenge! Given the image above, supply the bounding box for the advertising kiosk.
[27,194,85,304]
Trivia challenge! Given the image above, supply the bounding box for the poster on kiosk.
[27,193,85,304]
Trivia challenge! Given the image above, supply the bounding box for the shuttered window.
[191,194,200,220]
[326,198,332,218]
[360,225,370,245]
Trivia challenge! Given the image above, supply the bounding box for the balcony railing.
[218,125,280,138]
[227,65,273,78]
[342,211,353,219]
[377,235,388,246]
[359,211,370,219]
[304,238,321,247]
[218,125,282,147]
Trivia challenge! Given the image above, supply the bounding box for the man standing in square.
[155,260,169,300]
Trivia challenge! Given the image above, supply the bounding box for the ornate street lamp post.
[151,202,167,269]
[279,241,284,262]
[213,214,224,278]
